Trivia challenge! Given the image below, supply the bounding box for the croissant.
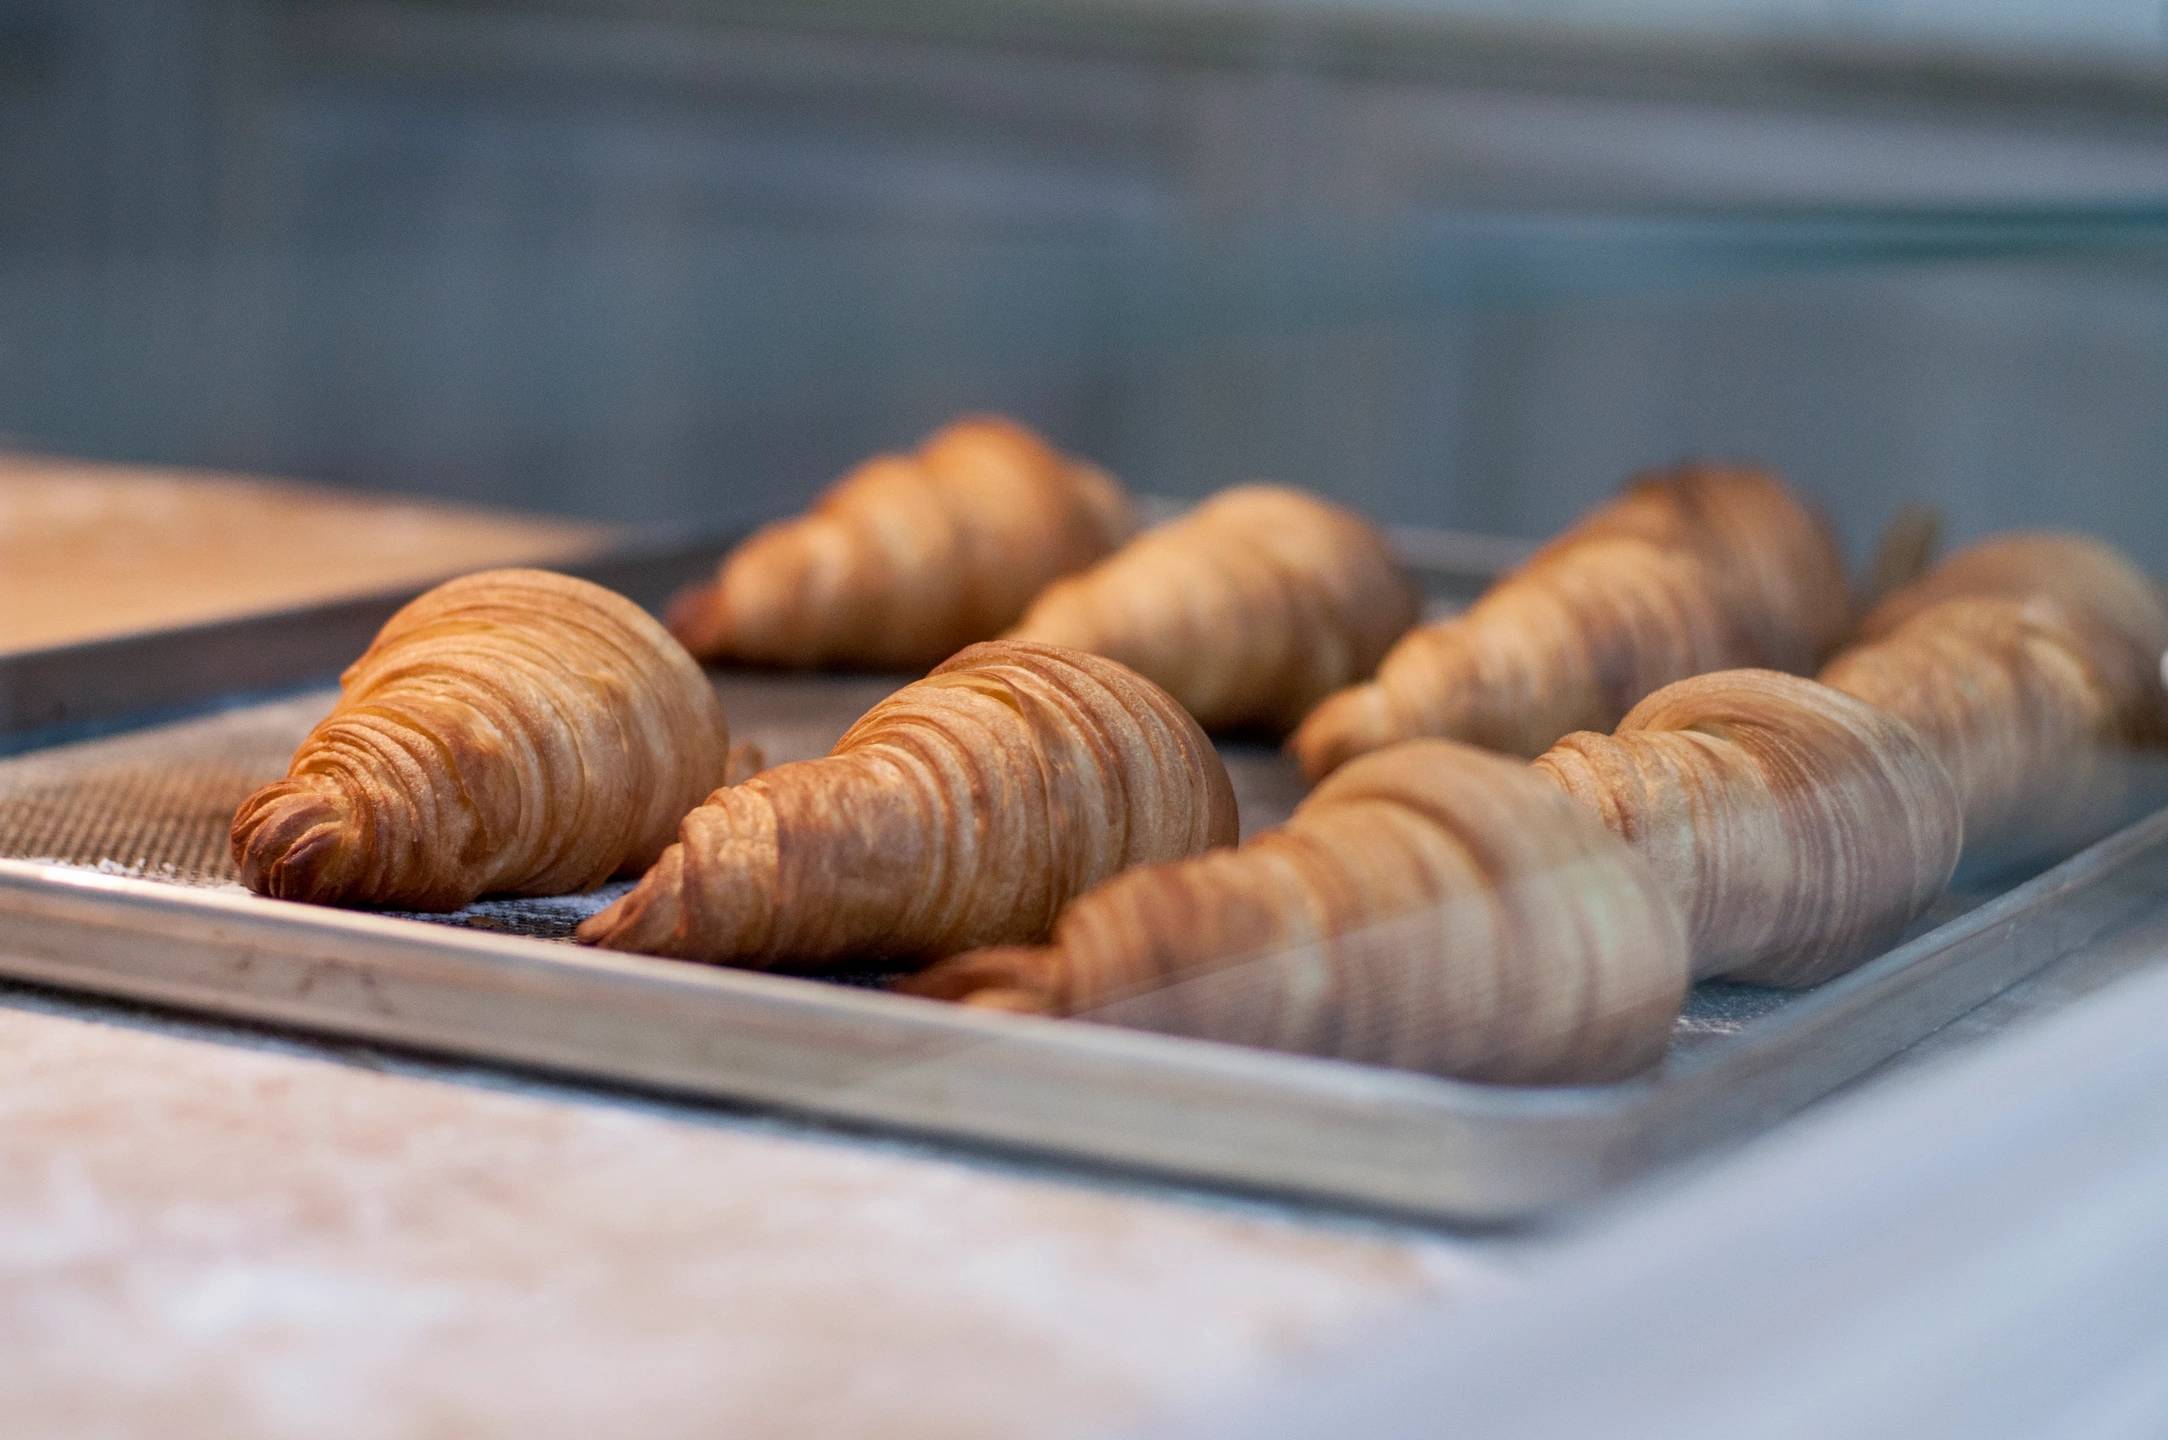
[905,740,1690,1084]
[1290,464,1848,779]
[1002,485,1419,733]
[1820,598,2124,848]
[1849,532,2168,743]
[232,569,731,911]
[667,416,1137,669]
[1532,669,1962,988]
[576,641,1237,968]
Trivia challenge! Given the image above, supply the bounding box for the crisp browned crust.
[232,568,731,911]
[1822,596,2123,847]
[1004,484,1419,734]
[577,641,1237,969]
[908,739,1690,1085]
[1291,464,1849,778]
[666,416,1137,669]
[1849,531,2168,743]
[1533,669,1961,988]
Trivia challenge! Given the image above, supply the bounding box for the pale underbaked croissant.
[1846,532,2168,743]
[667,416,1137,669]
[1001,485,1419,734]
[577,641,1237,968]
[905,740,1689,1084]
[1290,465,1848,780]
[232,569,731,911]
[1532,669,1962,988]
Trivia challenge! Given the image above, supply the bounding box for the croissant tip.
[572,904,632,950]
[231,780,356,903]
[663,581,726,659]
[899,946,1064,1013]
[574,889,647,949]
[1289,687,1391,783]
[575,854,690,955]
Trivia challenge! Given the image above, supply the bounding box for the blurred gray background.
[4,0,2167,568]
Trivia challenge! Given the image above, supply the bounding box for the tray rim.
[1,792,2162,1223]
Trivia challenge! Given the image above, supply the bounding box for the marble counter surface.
[0,455,608,655]
[0,993,1483,1438]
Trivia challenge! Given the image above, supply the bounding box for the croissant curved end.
[575,846,691,953]
[1289,683,1401,783]
[663,578,731,658]
[1070,461,1141,549]
[231,778,358,904]
[897,946,1063,1013]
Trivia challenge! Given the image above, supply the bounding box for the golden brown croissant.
[906,740,1689,1084]
[667,416,1137,669]
[1532,669,1962,988]
[232,569,731,911]
[1290,464,1848,779]
[1002,485,1419,733]
[576,641,1237,969]
[1849,532,2168,742]
[1820,597,2123,848]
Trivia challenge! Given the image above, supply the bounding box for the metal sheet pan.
[0,528,2158,1221]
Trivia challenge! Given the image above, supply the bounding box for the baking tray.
[1,528,2161,1223]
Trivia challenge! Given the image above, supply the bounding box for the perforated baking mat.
[0,672,1313,937]
[7,664,2107,1050]
[3,540,2165,1220]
